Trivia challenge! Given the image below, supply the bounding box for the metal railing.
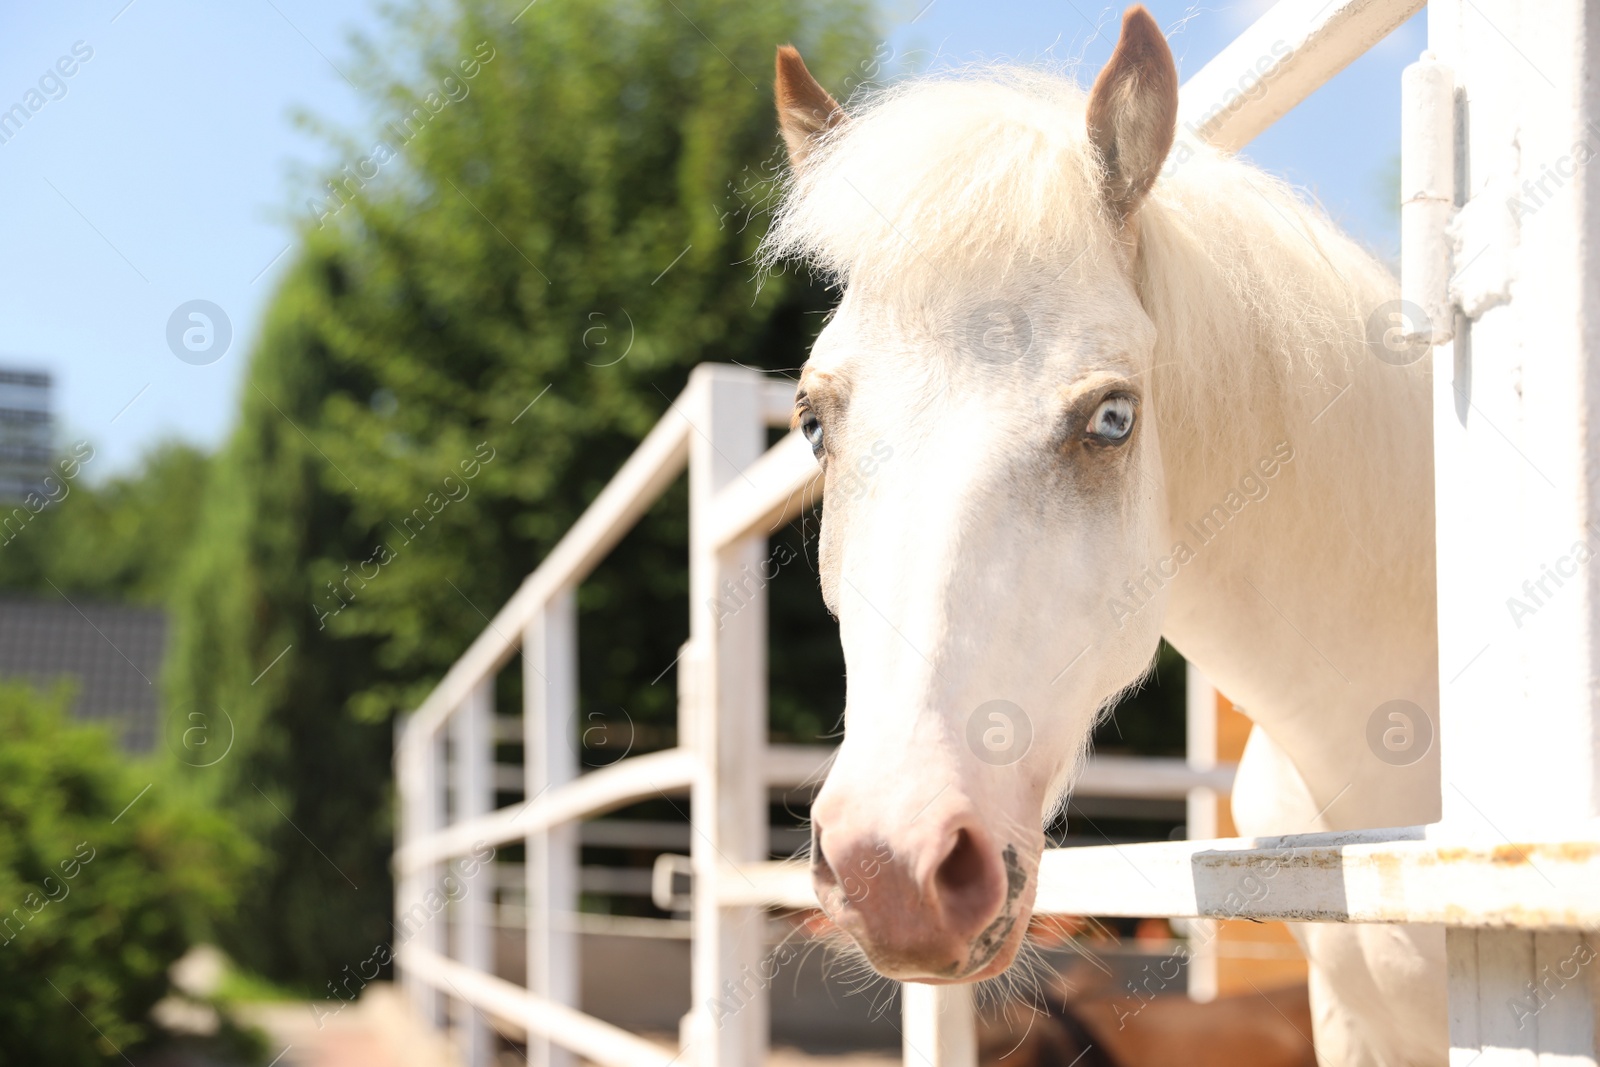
[393,364,1238,1066]
[395,1,1600,1064]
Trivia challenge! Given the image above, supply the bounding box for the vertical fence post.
[902,984,977,1067]
[1183,668,1219,1004]
[526,591,579,1067]
[395,723,421,1021]
[399,724,447,1027]
[1427,2,1600,1063]
[452,681,495,1067]
[684,365,771,1067]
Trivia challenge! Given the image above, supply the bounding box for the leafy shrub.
[0,682,254,1066]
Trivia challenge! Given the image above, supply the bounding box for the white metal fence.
[395,1,1600,1063]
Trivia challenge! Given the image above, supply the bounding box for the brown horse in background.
[980,975,1315,1067]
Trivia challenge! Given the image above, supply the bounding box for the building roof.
[0,595,165,752]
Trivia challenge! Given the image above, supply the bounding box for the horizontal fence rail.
[399,945,679,1067]
[726,826,1600,928]
[397,742,1237,874]
[395,748,698,874]
[400,377,798,748]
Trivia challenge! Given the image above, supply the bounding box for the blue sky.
[0,0,1424,478]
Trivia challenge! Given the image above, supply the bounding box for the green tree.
[167,0,875,987]
[0,682,251,1067]
[0,441,210,604]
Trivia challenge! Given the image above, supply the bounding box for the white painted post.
[684,366,771,1067]
[1400,53,1456,349]
[396,722,442,1026]
[1426,1,1600,1062]
[1184,668,1220,1004]
[902,984,977,1067]
[400,726,448,1028]
[453,681,495,1067]
[526,590,579,1067]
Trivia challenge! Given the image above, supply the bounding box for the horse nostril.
[811,824,845,904]
[934,828,1000,927]
[809,822,827,877]
[806,814,1024,980]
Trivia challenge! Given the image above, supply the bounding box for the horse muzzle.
[810,794,1035,982]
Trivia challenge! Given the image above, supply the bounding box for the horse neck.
[1144,216,1441,830]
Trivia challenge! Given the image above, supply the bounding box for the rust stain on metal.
[1430,842,1600,867]
[1195,847,1342,870]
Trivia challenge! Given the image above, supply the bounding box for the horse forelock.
[762,68,1112,287]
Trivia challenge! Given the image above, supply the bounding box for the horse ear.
[776,45,846,169]
[1086,5,1179,218]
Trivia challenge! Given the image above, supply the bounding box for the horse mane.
[760,66,1400,459]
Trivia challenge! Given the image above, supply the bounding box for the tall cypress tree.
[167,0,874,986]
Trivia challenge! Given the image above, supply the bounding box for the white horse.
[766,7,1442,1065]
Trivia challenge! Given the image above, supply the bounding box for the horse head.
[770,6,1181,982]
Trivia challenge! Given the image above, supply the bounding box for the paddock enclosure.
[393,0,1600,1063]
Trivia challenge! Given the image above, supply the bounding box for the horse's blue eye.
[1090,396,1135,441]
[800,411,825,455]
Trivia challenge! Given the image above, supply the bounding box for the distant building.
[0,367,52,501]
[0,596,166,752]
